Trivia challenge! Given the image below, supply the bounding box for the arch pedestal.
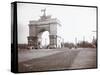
[27,36,38,49]
[49,35,57,48]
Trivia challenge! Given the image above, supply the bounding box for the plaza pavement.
[18,48,97,72]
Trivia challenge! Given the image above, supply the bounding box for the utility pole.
[92,30,97,39]
[92,30,97,47]
[75,37,77,48]
[83,36,85,48]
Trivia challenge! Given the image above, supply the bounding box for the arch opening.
[38,31,50,49]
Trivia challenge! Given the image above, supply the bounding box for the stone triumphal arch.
[27,9,63,49]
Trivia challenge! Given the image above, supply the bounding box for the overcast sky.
[17,3,96,44]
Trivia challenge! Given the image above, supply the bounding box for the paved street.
[18,48,97,72]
